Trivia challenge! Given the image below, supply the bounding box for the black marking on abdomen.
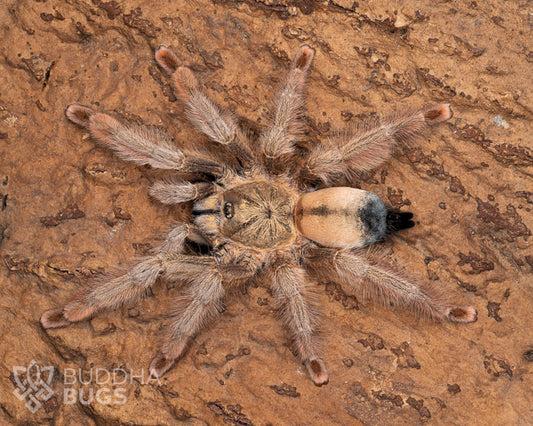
[309,205,330,216]
[359,199,387,240]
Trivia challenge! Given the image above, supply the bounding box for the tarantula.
[41,45,477,386]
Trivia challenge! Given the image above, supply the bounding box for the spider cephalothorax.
[41,45,476,386]
[194,181,297,249]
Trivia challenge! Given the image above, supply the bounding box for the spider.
[41,45,477,386]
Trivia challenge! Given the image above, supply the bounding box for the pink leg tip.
[446,306,477,323]
[41,308,72,329]
[149,352,177,378]
[423,103,453,124]
[293,45,315,71]
[305,358,329,386]
[65,104,96,128]
[155,46,182,75]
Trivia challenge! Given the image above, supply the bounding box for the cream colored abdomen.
[294,187,387,248]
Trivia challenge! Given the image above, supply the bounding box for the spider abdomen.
[294,187,387,248]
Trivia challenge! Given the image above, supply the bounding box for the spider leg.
[155,46,254,169]
[149,266,224,378]
[150,251,261,377]
[149,179,213,205]
[40,225,194,328]
[259,45,315,173]
[304,247,477,323]
[271,262,328,386]
[65,104,223,176]
[301,104,452,185]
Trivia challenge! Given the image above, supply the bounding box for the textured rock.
[0,0,531,424]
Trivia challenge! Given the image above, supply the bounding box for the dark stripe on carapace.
[238,192,262,207]
[238,213,261,231]
[192,208,219,216]
[278,218,293,234]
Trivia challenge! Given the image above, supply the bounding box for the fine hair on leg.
[270,261,329,386]
[300,104,452,185]
[149,179,213,205]
[40,225,192,328]
[155,46,254,169]
[259,45,315,173]
[304,247,477,323]
[149,267,225,377]
[65,104,224,175]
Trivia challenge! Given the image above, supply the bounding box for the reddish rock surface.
[0,1,531,424]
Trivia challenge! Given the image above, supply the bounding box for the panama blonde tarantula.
[41,45,477,386]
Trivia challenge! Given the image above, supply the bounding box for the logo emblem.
[12,360,54,413]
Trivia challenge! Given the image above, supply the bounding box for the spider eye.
[223,202,234,219]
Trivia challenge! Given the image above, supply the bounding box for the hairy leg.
[270,262,328,386]
[66,104,223,175]
[155,46,254,169]
[149,267,224,377]
[149,250,262,377]
[304,247,477,323]
[301,104,452,185]
[41,225,194,328]
[259,45,315,172]
[149,179,213,205]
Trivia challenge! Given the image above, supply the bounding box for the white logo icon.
[12,360,54,413]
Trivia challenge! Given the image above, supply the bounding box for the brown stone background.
[0,0,531,424]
